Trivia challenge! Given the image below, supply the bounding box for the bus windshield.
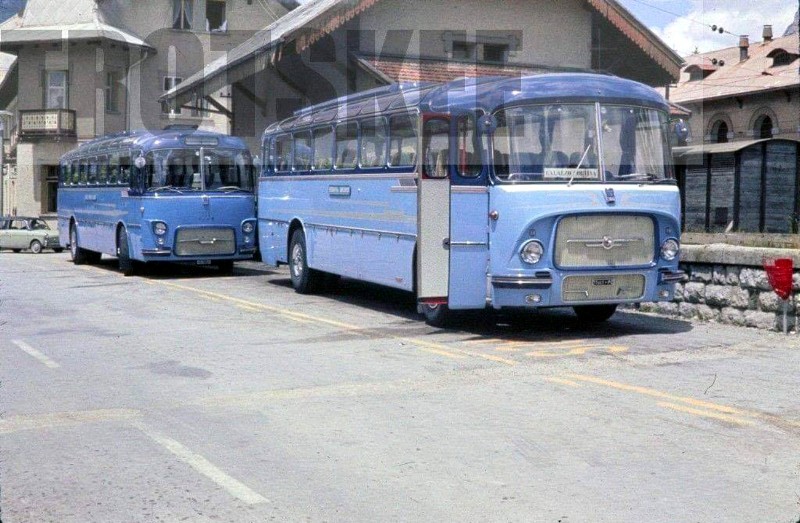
[492,104,671,183]
[145,148,253,192]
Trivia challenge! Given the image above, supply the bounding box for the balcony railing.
[18,109,76,140]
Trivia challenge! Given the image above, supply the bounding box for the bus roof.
[61,129,250,162]
[263,73,669,137]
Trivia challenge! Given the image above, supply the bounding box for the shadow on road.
[73,257,274,280]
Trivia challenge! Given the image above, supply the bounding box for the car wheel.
[573,304,618,322]
[421,303,453,328]
[117,227,137,276]
[70,223,92,265]
[29,240,43,254]
[288,230,322,294]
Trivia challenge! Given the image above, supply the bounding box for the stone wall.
[637,244,800,332]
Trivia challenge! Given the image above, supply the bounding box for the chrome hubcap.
[70,229,77,257]
[291,243,304,278]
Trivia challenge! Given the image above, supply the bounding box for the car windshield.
[145,148,254,192]
[492,103,672,183]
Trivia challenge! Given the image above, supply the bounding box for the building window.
[772,51,798,67]
[162,76,183,115]
[191,93,210,118]
[105,71,121,113]
[206,0,227,32]
[482,43,509,63]
[451,41,476,60]
[711,120,729,143]
[173,0,194,30]
[755,115,773,138]
[45,166,58,213]
[45,71,68,109]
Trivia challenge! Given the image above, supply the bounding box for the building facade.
[0,0,294,220]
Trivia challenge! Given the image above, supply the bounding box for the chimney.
[739,35,749,61]
[763,25,773,41]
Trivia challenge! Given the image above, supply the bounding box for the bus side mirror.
[477,114,498,135]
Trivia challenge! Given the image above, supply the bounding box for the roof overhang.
[673,137,800,158]
[0,23,154,52]
[0,58,18,109]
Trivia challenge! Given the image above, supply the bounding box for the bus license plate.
[196,260,212,266]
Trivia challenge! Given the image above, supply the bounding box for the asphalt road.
[1,251,799,523]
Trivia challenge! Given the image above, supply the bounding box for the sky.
[617,0,798,56]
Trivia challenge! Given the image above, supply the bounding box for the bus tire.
[29,240,43,254]
[70,223,92,265]
[53,248,64,253]
[421,303,452,328]
[289,230,322,294]
[573,304,617,322]
[117,227,137,276]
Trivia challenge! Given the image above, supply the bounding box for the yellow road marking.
[150,280,516,365]
[544,377,583,388]
[0,409,142,435]
[235,304,261,313]
[528,345,628,358]
[657,402,754,426]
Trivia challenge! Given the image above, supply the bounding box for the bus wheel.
[421,303,452,328]
[573,304,617,322]
[29,240,43,254]
[289,230,322,294]
[117,228,137,276]
[53,248,64,253]
[216,260,234,274]
[70,224,91,265]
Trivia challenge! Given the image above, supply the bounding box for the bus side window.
[79,159,88,184]
[335,122,358,169]
[492,113,511,179]
[97,155,108,185]
[313,127,334,171]
[423,118,450,179]
[294,132,313,172]
[274,135,292,173]
[457,115,482,178]
[119,155,132,185]
[389,114,418,168]
[71,161,80,185]
[108,153,119,184]
[87,158,98,184]
[360,117,387,168]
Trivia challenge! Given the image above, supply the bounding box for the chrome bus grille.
[555,215,654,268]
[562,274,646,303]
[174,228,235,256]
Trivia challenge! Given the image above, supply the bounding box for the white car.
[0,216,63,253]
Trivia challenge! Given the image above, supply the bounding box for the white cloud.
[651,0,797,56]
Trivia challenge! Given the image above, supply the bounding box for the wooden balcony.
[18,109,76,140]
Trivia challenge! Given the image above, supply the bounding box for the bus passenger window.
[71,161,80,184]
[294,132,313,172]
[87,160,98,184]
[457,115,482,177]
[360,118,387,168]
[389,114,418,168]
[335,122,358,169]
[119,156,131,185]
[109,153,120,184]
[79,160,88,184]
[423,118,450,179]
[97,156,109,184]
[313,127,334,170]
[274,136,292,172]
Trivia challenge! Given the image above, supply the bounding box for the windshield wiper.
[567,144,592,187]
[215,186,249,192]
[149,185,184,194]
[614,173,656,181]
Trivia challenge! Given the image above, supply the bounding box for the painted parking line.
[131,420,269,505]
[11,339,60,369]
[657,402,754,427]
[0,408,141,435]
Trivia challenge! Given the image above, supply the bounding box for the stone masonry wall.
[636,245,800,332]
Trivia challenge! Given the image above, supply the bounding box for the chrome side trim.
[659,270,687,284]
[450,241,488,247]
[451,186,489,194]
[141,249,172,256]
[263,173,417,182]
[491,275,553,289]
[390,186,417,193]
[307,222,416,240]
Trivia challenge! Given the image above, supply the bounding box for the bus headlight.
[153,222,168,236]
[520,240,544,264]
[661,239,680,261]
[242,221,255,234]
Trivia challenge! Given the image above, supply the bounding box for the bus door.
[448,112,490,309]
[417,114,451,304]
[417,113,490,310]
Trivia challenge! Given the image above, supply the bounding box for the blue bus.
[58,129,257,275]
[258,74,685,325]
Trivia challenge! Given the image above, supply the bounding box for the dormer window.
[768,49,798,67]
[684,64,715,81]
